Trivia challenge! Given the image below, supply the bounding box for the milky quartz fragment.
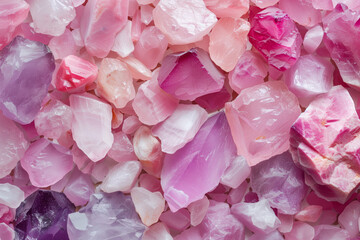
[303,25,324,53]
[153,0,217,45]
[112,21,134,58]
[80,0,128,57]
[97,58,135,108]
[70,93,114,162]
[338,201,360,237]
[158,48,225,101]
[225,81,301,166]
[0,183,24,208]
[221,155,250,189]
[314,225,350,240]
[161,112,237,212]
[249,7,302,71]
[122,56,152,80]
[0,36,55,124]
[152,104,208,154]
[290,86,360,203]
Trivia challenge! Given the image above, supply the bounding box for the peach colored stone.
[108,131,137,162]
[188,196,210,226]
[284,222,315,240]
[122,115,142,134]
[204,0,249,18]
[295,205,323,223]
[142,222,173,240]
[112,20,134,58]
[121,56,152,80]
[279,0,322,27]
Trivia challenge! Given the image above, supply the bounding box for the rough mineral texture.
[0,183,24,208]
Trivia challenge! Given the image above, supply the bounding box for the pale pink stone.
[0,183,24,208]
[142,222,173,240]
[122,56,152,80]
[131,187,165,226]
[221,155,250,189]
[97,58,135,108]
[131,8,144,42]
[188,196,210,227]
[139,174,162,193]
[279,0,321,27]
[137,0,154,4]
[72,0,85,7]
[174,228,202,240]
[284,222,315,240]
[63,168,94,206]
[80,0,128,57]
[91,157,117,182]
[338,201,360,237]
[72,144,95,175]
[111,108,123,129]
[294,205,323,222]
[0,204,14,225]
[278,213,293,233]
[332,0,360,10]
[227,181,248,205]
[128,0,139,16]
[303,25,324,54]
[50,170,72,192]
[122,115,142,134]
[153,0,217,45]
[251,0,279,8]
[160,209,191,231]
[312,0,333,10]
[249,231,284,240]
[152,104,208,154]
[108,131,137,162]
[0,223,15,240]
[19,23,52,46]
[315,210,337,225]
[204,0,249,18]
[209,17,250,72]
[72,29,84,47]
[314,225,350,240]
[48,29,78,60]
[225,81,301,166]
[140,5,153,25]
[112,21,134,58]
[70,93,114,162]
[101,161,142,193]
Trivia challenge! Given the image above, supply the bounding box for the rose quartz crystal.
[284,222,315,240]
[112,21,134,58]
[80,0,128,57]
[295,205,323,222]
[63,168,94,206]
[290,86,360,203]
[0,223,15,240]
[70,93,114,162]
[194,86,232,112]
[338,201,360,237]
[303,25,324,54]
[209,17,250,72]
[153,0,217,45]
[160,209,190,232]
[152,104,208,154]
[249,7,302,71]
[108,131,137,162]
[251,0,279,8]
[279,0,321,27]
[122,115,142,134]
[221,155,250,189]
[188,196,210,227]
[48,29,78,60]
[225,81,301,166]
[204,0,249,18]
[158,48,225,101]
[0,183,24,208]
[278,213,293,233]
[97,58,135,108]
[140,5,153,25]
[122,56,152,80]
[142,222,173,240]
[314,225,350,240]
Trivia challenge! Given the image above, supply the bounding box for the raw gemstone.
[67,191,145,240]
[70,93,114,162]
[133,26,168,69]
[160,209,190,231]
[153,0,217,45]
[152,104,208,154]
[0,112,29,178]
[174,228,202,240]
[0,223,15,240]
[251,0,279,8]
[284,222,315,240]
[284,54,334,107]
[158,48,225,101]
[0,204,14,224]
[140,5,153,25]
[249,7,302,71]
[0,36,55,124]
[338,200,360,237]
[142,222,173,240]
[20,139,74,188]
[250,151,306,214]
[225,81,301,166]
[249,231,284,240]
[231,199,281,234]
[63,168,94,206]
[107,131,137,162]
[80,0,128,57]
[97,58,135,108]
[112,20,134,58]
[277,213,293,233]
[14,190,75,240]
[101,161,142,193]
[122,56,152,80]
[314,225,350,240]
[221,155,250,189]
[295,205,323,223]
[228,50,268,94]
[0,183,24,208]
[139,174,162,193]
[323,4,360,91]
[194,86,231,112]
[130,187,165,226]
[0,0,29,50]
[303,25,324,53]
[279,0,321,27]
[290,86,360,203]
[209,17,250,72]
[227,181,248,205]
[48,28,78,60]
[204,0,249,18]
[188,196,210,227]
[122,115,142,134]
[29,0,75,36]
[55,55,98,92]
[161,112,237,212]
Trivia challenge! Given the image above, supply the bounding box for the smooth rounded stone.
[221,155,250,189]
[251,0,279,8]
[0,112,29,178]
[160,209,190,232]
[249,7,302,71]
[122,56,152,80]
[112,21,134,58]
[108,131,137,162]
[0,183,24,208]
[225,81,301,166]
[284,54,334,107]
[63,168,94,206]
[204,0,249,18]
[278,213,293,233]
[97,58,135,108]
[70,93,114,162]
[295,205,323,222]
[284,222,315,240]
[0,0,29,50]
[67,191,145,240]
[153,0,217,45]
[303,25,324,53]
[249,231,284,240]
[194,86,231,112]
[20,139,74,188]
[152,104,208,154]
[313,225,350,240]
[101,161,142,193]
[161,112,237,212]
[122,115,142,134]
[133,26,168,69]
[15,190,75,240]
[80,0,128,58]
[55,55,98,92]
[279,0,321,27]
[48,28,78,60]
[228,50,268,94]
[158,48,225,101]
[131,187,165,226]
[0,36,55,124]
[250,151,307,214]
[188,196,210,227]
[29,0,75,36]
[142,222,173,240]
[338,201,360,237]
[290,86,360,203]
[0,223,15,240]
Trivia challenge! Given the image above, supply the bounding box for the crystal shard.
[0,183,24,208]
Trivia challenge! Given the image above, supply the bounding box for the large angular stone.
[0,36,55,124]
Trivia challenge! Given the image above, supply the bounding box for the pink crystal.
[188,196,210,227]
[314,225,350,240]
[0,183,24,208]
[122,115,142,134]
[0,223,15,240]
[251,0,279,8]
[108,131,137,162]
[112,21,134,58]
[278,213,294,233]
[295,205,323,222]
[122,56,152,80]
[279,0,321,27]
[338,200,360,237]
[204,0,249,18]
[48,29,78,60]
[140,5,153,25]
[249,231,284,240]
[221,155,250,189]
[194,86,232,112]
[303,25,324,54]
[160,209,190,231]
[284,222,315,240]
[142,222,172,240]
[63,168,94,206]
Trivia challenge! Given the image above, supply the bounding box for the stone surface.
[160,209,190,232]
[63,168,94,206]
[338,201,360,238]
[313,225,350,240]
[142,222,173,240]
[153,0,217,45]
[188,196,210,227]
[194,86,231,112]
[48,28,78,60]
[295,205,323,222]
[251,0,279,8]
[122,56,152,80]
[204,0,249,18]
[112,20,134,58]
[225,81,301,166]
[284,222,314,240]
[70,93,114,162]
[279,0,321,27]
[107,131,137,162]
[161,112,237,212]
[0,36,55,124]
[15,190,75,240]
[158,48,225,101]
[303,25,324,53]
[249,7,302,71]
[221,155,250,189]
[20,139,74,188]
[0,183,24,208]
[249,231,284,240]
[152,104,208,154]
[0,223,15,240]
